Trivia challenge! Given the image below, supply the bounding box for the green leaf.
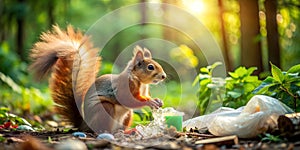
[227,91,242,98]
[63,128,72,133]
[246,67,257,75]
[200,78,211,86]
[284,73,299,82]
[210,62,222,70]
[243,83,255,93]
[199,97,210,115]
[268,84,280,92]
[198,88,210,100]
[48,136,52,143]
[271,63,284,83]
[199,74,211,80]
[193,74,210,86]
[0,72,21,93]
[244,76,259,82]
[0,107,9,113]
[200,67,209,74]
[0,136,6,142]
[287,64,300,73]
[254,84,271,94]
[228,72,239,79]
[253,77,276,94]
[235,67,248,77]
[192,74,200,86]
[8,113,32,126]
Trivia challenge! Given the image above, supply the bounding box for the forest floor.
[0,127,299,150]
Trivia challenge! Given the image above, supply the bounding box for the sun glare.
[182,0,206,15]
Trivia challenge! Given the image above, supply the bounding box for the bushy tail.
[30,25,100,128]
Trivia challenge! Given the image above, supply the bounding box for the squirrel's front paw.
[154,98,163,107]
[147,98,163,109]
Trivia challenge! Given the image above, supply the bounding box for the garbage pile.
[136,107,184,137]
[183,95,294,138]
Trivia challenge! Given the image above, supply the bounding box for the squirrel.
[30,25,166,133]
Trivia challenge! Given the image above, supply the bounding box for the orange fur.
[30,25,100,130]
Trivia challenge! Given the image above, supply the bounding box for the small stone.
[16,125,34,131]
[72,132,87,138]
[56,139,87,150]
[33,115,42,123]
[97,133,114,140]
[46,120,58,127]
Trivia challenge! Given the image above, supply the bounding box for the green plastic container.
[165,115,183,131]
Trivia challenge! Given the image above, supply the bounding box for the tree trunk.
[265,0,280,68]
[48,0,55,28]
[0,0,5,42]
[239,0,263,74]
[162,0,177,42]
[218,0,232,72]
[16,0,26,61]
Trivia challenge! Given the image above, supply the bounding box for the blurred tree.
[0,0,66,62]
[277,0,300,69]
[1,0,299,77]
[218,0,232,71]
[239,0,263,74]
[0,0,27,60]
[47,0,55,28]
[265,0,280,68]
[16,0,26,61]
[162,0,180,43]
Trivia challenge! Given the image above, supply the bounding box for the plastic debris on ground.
[183,95,294,138]
[72,132,87,138]
[16,125,35,131]
[97,133,115,140]
[136,107,184,137]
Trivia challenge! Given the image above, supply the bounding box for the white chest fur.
[112,104,131,131]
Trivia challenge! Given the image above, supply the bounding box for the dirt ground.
[0,128,299,150]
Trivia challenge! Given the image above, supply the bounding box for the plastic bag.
[183,95,293,138]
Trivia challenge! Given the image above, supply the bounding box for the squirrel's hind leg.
[84,101,115,133]
[123,110,133,129]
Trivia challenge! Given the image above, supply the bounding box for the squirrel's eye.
[147,64,154,70]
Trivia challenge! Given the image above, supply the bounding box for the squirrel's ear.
[133,45,143,55]
[133,49,144,65]
[143,48,152,58]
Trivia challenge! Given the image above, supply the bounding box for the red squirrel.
[30,25,166,133]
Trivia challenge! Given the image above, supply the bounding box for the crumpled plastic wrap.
[183,95,293,138]
[136,107,184,137]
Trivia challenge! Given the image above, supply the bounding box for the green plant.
[131,108,153,127]
[193,62,261,114]
[0,107,32,129]
[260,133,283,143]
[0,135,6,142]
[254,63,300,111]
[224,66,261,108]
[193,62,222,115]
[0,42,28,85]
[0,72,52,115]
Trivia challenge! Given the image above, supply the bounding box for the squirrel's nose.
[161,73,166,80]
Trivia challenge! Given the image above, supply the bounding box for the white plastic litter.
[183,95,293,138]
[136,107,183,137]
